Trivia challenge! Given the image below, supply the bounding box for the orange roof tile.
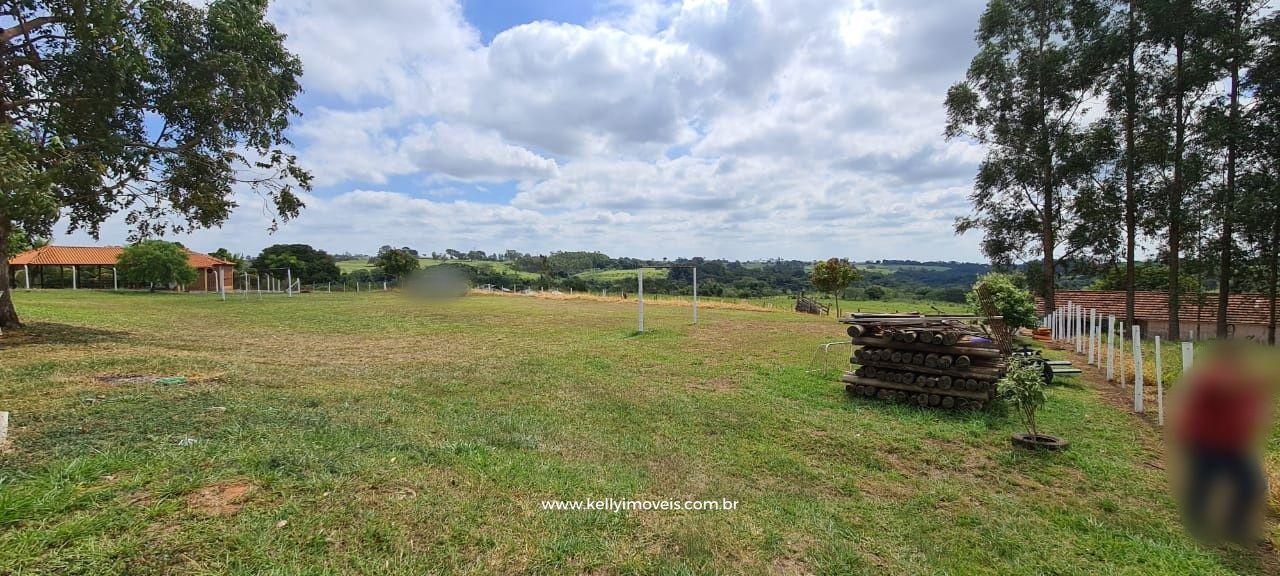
[1037,290,1275,327]
[8,245,233,269]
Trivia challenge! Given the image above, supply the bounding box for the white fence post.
[1095,313,1102,366]
[1088,309,1097,364]
[1076,305,1084,353]
[1182,341,1194,372]
[1118,321,1126,386]
[637,268,645,333]
[1155,336,1164,425]
[1132,325,1144,413]
[692,267,698,325]
[1106,315,1115,381]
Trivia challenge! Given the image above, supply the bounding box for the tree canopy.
[810,258,861,317]
[375,247,421,279]
[1,0,310,328]
[251,244,340,285]
[116,240,196,291]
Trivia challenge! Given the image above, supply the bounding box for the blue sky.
[59,0,992,262]
[463,0,600,42]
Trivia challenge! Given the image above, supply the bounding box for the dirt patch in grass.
[688,376,736,392]
[186,480,257,516]
[95,374,156,386]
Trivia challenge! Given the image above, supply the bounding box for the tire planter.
[1011,433,1069,451]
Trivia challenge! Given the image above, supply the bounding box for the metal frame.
[630,264,699,332]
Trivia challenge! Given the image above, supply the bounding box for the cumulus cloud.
[401,123,558,182]
[52,0,990,261]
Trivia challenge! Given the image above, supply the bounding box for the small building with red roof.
[1036,289,1277,342]
[8,245,235,292]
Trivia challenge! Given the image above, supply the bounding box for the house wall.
[1117,319,1271,342]
[192,265,236,292]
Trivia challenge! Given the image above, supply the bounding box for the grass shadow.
[0,322,131,349]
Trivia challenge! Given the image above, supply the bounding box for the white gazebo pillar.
[71,265,77,289]
[112,267,118,290]
[23,264,30,289]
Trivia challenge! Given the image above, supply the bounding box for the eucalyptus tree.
[1136,0,1220,339]
[0,0,310,328]
[1242,12,1280,344]
[1101,0,1149,327]
[946,0,1114,312]
[1201,0,1266,337]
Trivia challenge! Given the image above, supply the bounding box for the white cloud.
[51,0,992,261]
[401,123,558,182]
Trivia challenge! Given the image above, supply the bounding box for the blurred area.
[404,265,471,300]
[1168,341,1279,546]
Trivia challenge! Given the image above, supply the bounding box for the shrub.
[967,272,1038,340]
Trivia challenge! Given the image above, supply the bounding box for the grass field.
[1,290,1276,574]
[338,258,541,281]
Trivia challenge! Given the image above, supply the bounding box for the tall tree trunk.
[0,215,22,330]
[1124,0,1138,328]
[1038,11,1056,314]
[1217,2,1243,339]
[1169,36,1186,341]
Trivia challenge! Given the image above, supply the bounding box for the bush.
[967,272,1038,340]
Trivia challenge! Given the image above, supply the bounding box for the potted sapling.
[1001,356,1068,451]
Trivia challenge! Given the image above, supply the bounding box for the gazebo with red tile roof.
[8,245,235,292]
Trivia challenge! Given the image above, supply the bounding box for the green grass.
[1,290,1275,574]
[338,258,541,280]
[574,268,669,281]
[751,294,971,315]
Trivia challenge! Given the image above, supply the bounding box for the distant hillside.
[340,251,989,303]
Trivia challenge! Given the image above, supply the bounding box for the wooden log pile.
[795,293,829,315]
[839,313,1008,411]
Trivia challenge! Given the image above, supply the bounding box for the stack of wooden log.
[795,293,829,315]
[839,313,1007,410]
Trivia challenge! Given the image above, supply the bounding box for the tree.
[375,247,420,279]
[1201,0,1265,338]
[251,244,340,284]
[210,248,247,271]
[0,0,310,329]
[1140,0,1218,339]
[116,240,196,291]
[1242,13,1280,345]
[947,0,1113,315]
[967,272,1039,341]
[810,258,861,317]
[4,228,45,259]
[1100,0,1152,327]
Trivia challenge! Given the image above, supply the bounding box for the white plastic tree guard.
[1132,324,1144,413]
